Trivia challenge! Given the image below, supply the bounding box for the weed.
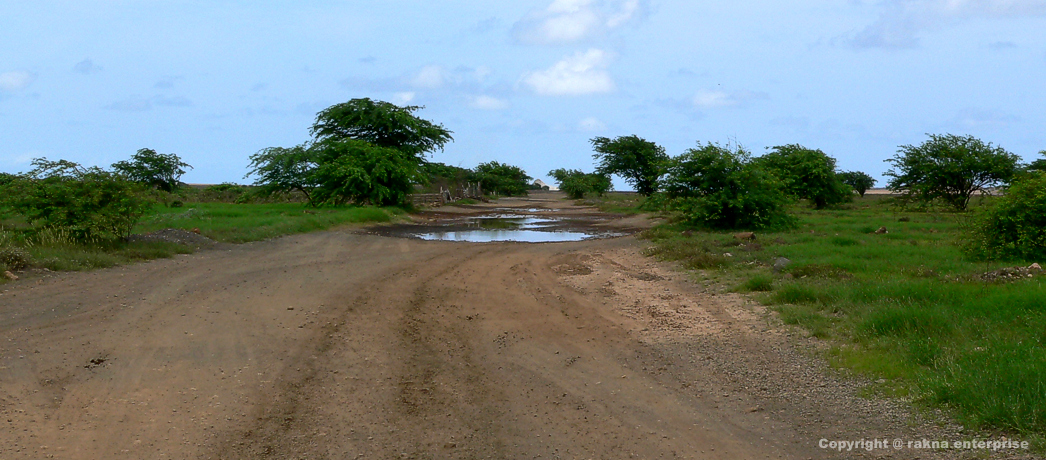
[738,274,774,292]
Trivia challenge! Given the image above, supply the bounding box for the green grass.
[0,202,402,279]
[136,202,403,243]
[642,194,1046,440]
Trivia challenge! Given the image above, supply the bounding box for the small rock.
[773,257,792,273]
[191,228,201,234]
[874,226,888,234]
[1030,263,1042,271]
[3,271,17,281]
[723,253,733,257]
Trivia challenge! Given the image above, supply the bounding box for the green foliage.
[885,134,1020,211]
[0,172,16,187]
[967,171,1046,260]
[245,144,319,201]
[838,171,877,197]
[472,161,532,196]
[249,98,452,207]
[591,135,667,196]
[309,98,453,160]
[757,144,852,209]
[111,148,192,192]
[310,139,422,206]
[1027,151,1046,173]
[0,159,152,241]
[662,143,795,230]
[548,168,611,199]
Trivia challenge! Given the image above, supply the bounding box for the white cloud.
[470,95,509,110]
[691,89,768,109]
[512,0,646,45]
[0,71,36,92]
[692,90,738,108]
[392,92,416,105]
[521,49,615,96]
[578,116,607,131]
[411,65,448,89]
[851,0,1046,49]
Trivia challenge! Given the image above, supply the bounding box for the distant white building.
[532,179,557,191]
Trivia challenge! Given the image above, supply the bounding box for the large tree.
[591,135,667,196]
[309,98,453,160]
[111,148,192,192]
[757,144,851,209]
[885,134,1020,211]
[248,98,453,206]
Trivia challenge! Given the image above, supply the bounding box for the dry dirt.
[0,194,1026,459]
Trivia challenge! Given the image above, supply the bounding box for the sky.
[2,0,1045,189]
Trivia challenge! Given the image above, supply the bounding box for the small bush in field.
[0,246,33,270]
[967,171,1046,261]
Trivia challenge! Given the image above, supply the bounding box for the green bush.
[472,161,531,197]
[757,144,852,209]
[0,159,152,241]
[663,143,795,230]
[967,171,1046,260]
[548,169,611,199]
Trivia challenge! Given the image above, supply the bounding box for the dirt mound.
[126,228,216,247]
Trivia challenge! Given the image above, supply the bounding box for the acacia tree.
[471,162,531,196]
[310,98,453,160]
[248,98,453,206]
[591,135,667,196]
[111,148,192,192]
[885,134,1020,211]
[548,169,611,199]
[245,144,318,201]
[1027,151,1046,172]
[838,171,877,197]
[756,144,851,209]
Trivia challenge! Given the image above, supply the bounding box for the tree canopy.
[248,98,453,206]
[548,168,611,199]
[472,161,531,196]
[756,144,851,209]
[591,135,667,196]
[885,134,1020,211]
[838,171,877,197]
[663,143,794,230]
[111,148,192,192]
[309,98,453,159]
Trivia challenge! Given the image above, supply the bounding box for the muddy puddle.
[369,212,626,243]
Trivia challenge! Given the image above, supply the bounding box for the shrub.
[111,148,192,192]
[757,144,852,209]
[548,169,611,199]
[662,143,795,230]
[0,246,32,270]
[838,171,877,197]
[472,161,531,196]
[590,135,667,196]
[966,171,1046,260]
[0,158,152,241]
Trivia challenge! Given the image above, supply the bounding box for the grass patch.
[643,193,1046,439]
[136,202,402,243]
[579,192,647,214]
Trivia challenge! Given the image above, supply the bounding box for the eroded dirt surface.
[0,194,1027,459]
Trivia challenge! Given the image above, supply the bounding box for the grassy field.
[591,193,1045,442]
[0,202,402,275]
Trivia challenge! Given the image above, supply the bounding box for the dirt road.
[0,195,973,459]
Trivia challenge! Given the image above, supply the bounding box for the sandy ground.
[0,193,1028,459]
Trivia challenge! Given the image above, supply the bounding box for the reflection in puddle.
[410,215,620,243]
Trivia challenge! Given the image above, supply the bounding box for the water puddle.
[373,214,625,243]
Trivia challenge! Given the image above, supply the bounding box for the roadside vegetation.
[569,132,1046,443]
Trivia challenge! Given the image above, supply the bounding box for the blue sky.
[2,0,1045,188]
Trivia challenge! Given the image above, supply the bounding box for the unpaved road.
[0,194,1002,459]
